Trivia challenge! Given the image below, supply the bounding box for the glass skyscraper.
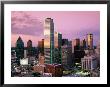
[54,32,62,64]
[44,18,54,64]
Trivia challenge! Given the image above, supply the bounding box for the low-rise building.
[45,64,63,77]
[81,55,98,71]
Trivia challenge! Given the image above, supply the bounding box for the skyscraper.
[44,18,54,64]
[38,39,44,54]
[62,39,68,46]
[54,32,62,64]
[87,34,93,49]
[73,38,80,51]
[15,36,24,65]
[27,40,32,48]
[80,39,86,50]
[27,40,33,56]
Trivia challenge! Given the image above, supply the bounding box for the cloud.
[11,11,43,36]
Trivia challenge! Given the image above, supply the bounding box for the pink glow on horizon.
[11,11,100,47]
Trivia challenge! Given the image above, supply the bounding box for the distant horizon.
[11,11,100,47]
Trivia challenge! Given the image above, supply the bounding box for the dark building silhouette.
[27,40,33,56]
[26,40,38,57]
[27,40,32,48]
[62,39,68,46]
[15,37,24,64]
[81,39,86,50]
[74,38,80,51]
[73,38,85,63]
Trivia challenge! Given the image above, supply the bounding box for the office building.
[45,64,63,77]
[33,53,45,74]
[62,39,68,46]
[87,34,93,49]
[15,37,24,63]
[38,39,44,54]
[44,18,54,64]
[54,32,62,64]
[73,38,80,51]
[27,40,32,48]
[81,55,97,70]
[61,45,73,68]
[27,40,35,57]
[80,39,86,50]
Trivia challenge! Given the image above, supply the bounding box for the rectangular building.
[44,18,54,64]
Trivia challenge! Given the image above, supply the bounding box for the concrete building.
[81,55,98,70]
[45,64,63,77]
[61,45,73,68]
[33,53,45,74]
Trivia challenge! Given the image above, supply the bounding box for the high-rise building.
[61,45,73,68]
[54,32,62,64]
[27,40,34,57]
[44,18,54,64]
[38,39,44,54]
[80,39,86,50]
[72,40,74,53]
[73,38,85,63]
[54,32,59,48]
[27,40,32,48]
[16,36,24,60]
[87,34,93,49]
[73,38,80,51]
[62,39,68,46]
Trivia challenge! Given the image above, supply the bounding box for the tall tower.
[27,40,32,48]
[54,32,62,64]
[44,18,54,64]
[15,36,24,65]
[38,39,44,54]
[87,34,93,49]
[80,39,86,50]
[74,38,80,51]
[27,40,33,56]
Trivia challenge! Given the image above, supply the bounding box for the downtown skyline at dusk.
[11,11,100,47]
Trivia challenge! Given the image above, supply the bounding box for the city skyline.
[11,11,100,47]
[11,17,100,77]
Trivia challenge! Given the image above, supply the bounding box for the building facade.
[81,55,97,70]
[87,34,93,49]
[15,37,24,65]
[44,18,54,64]
[54,32,62,64]
[38,39,44,54]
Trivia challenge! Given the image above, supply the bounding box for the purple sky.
[11,11,100,47]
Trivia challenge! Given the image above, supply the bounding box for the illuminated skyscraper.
[38,39,44,54]
[54,32,62,64]
[87,34,93,49]
[54,32,62,48]
[44,18,54,64]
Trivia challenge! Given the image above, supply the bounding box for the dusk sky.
[11,11,100,47]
